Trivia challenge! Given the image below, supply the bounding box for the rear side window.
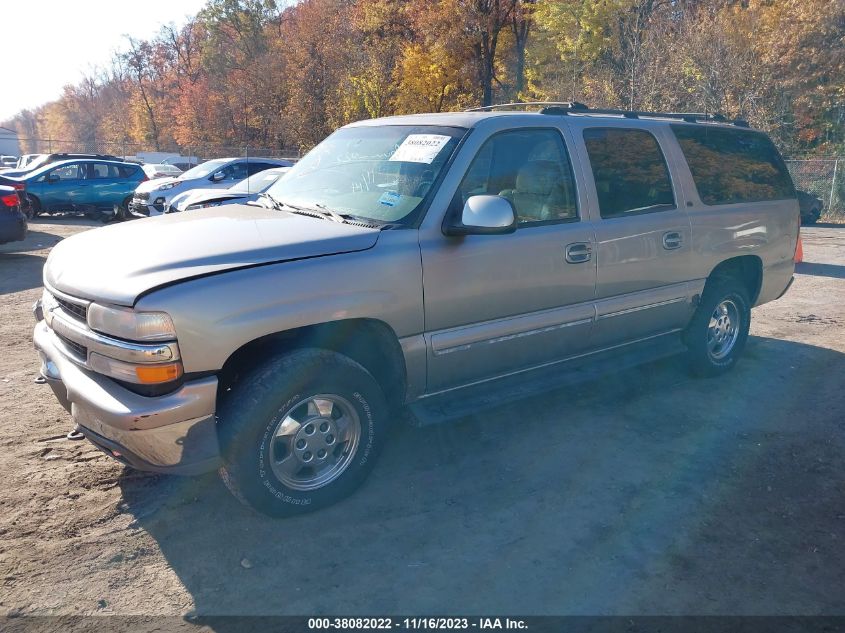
[583,128,675,218]
[671,125,795,205]
[118,164,140,178]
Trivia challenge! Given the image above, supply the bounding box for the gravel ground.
[0,217,843,618]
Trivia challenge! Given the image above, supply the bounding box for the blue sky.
[1,0,209,121]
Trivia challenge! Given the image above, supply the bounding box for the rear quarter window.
[119,165,141,178]
[671,125,795,205]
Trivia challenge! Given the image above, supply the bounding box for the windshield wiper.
[257,192,285,210]
[258,194,385,228]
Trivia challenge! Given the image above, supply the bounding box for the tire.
[118,197,132,221]
[684,276,751,377]
[25,194,41,218]
[802,209,819,226]
[217,348,389,517]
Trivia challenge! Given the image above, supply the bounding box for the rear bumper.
[33,318,221,475]
[0,212,27,244]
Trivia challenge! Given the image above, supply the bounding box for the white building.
[0,127,20,156]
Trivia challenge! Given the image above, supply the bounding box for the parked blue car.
[10,159,146,219]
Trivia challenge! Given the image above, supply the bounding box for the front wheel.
[684,277,751,377]
[217,349,389,517]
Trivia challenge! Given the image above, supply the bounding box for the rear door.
[88,162,124,207]
[575,123,695,348]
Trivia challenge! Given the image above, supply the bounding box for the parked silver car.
[129,157,292,216]
[34,104,799,517]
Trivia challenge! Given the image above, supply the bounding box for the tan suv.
[33,103,799,517]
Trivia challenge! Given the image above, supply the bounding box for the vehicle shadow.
[795,261,845,279]
[118,335,845,618]
[0,252,47,294]
[0,230,64,254]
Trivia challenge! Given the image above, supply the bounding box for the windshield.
[24,155,49,171]
[265,125,466,224]
[231,169,287,194]
[179,159,228,180]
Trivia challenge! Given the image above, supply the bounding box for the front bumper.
[33,318,221,475]
[129,198,165,217]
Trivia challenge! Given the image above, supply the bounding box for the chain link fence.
[15,138,302,164]
[785,158,843,222]
[9,138,844,222]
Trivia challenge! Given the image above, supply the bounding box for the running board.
[407,333,686,427]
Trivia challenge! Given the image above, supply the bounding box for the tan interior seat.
[499,160,574,222]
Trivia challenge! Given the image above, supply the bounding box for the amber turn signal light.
[134,362,183,384]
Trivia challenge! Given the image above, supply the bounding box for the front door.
[40,162,88,210]
[577,125,694,348]
[420,127,597,391]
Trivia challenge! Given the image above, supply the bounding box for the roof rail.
[465,101,588,112]
[465,101,749,127]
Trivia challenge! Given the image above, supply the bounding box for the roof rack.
[465,101,749,127]
[465,101,589,112]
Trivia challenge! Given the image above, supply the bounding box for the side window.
[91,163,118,179]
[671,125,795,205]
[118,165,138,178]
[457,129,578,225]
[583,128,675,218]
[227,162,249,180]
[49,163,85,181]
[246,161,276,176]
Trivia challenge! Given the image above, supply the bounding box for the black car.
[797,190,824,225]
[0,185,26,245]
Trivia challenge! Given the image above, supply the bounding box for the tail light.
[10,183,24,191]
[1,193,20,207]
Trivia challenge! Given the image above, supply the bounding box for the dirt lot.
[0,217,843,617]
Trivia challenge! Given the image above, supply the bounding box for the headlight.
[87,304,176,342]
[156,182,178,191]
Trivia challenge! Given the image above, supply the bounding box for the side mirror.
[210,171,225,182]
[443,195,517,236]
[47,174,60,184]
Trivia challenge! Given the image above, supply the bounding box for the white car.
[167,167,290,212]
[141,163,183,180]
[129,157,292,217]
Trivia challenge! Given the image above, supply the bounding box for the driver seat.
[499,160,566,222]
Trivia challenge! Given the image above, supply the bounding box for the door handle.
[565,242,592,264]
[662,231,683,250]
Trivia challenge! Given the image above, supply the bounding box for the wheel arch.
[704,255,763,304]
[216,318,408,410]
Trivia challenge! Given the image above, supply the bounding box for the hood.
[135,176,180,194]
[45,205,381,305]
[178,188,243,207]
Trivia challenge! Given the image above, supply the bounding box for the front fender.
[136,230,424,373]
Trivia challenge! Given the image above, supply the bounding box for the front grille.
[135,191,150,201]
[55,297,87,322]
[56,332,88,360]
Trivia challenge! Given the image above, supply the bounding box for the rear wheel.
[217,349,390,517]
[684,277,751,377]
[25,194,41,218]
[803,208,820,225]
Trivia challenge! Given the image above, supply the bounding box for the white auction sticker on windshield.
[389,134,451,164]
